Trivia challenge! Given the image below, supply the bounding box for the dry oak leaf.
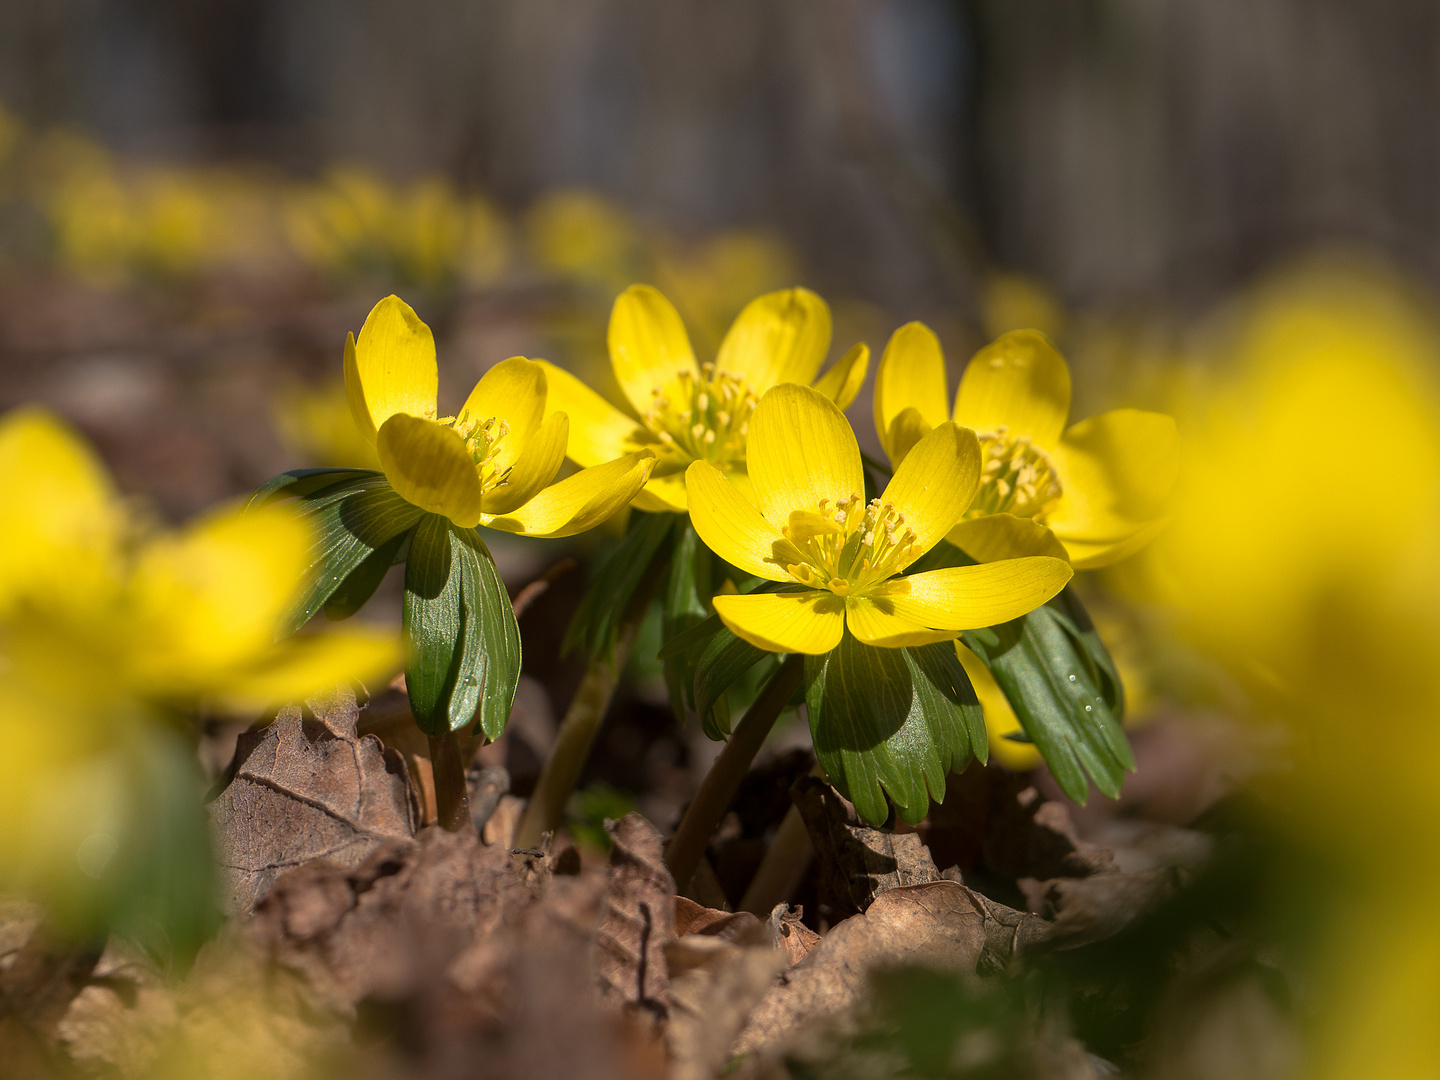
[209,685,419,914]
[734,880,987,1059]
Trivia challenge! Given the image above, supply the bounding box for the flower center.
[438,409,512,491]
[632,362,757,472]
[780,493,922,596]
[966,425,1063,520]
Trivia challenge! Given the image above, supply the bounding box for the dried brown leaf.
[592,813,676,1019]
[735,880,987,1058]
[792,775,941,916]
[767,905,822,967]
[664,935,785,1080]
[209,686,419,913]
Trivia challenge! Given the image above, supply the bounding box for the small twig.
[665,654,805,891]
[510,556,578,620]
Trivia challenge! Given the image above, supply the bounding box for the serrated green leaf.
[563,511,675,661]
[662,523,713,721]
[247,467,381,509]
[403,515,520,738]
[280,477,424,635]
[1049,587,1125,717]
[963,588,1134,804]
[805,635,984,827]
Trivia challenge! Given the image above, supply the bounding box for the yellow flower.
[342,295,655,535]
[874,324,1178,569]
[540,284,870,514]
[0,406,398,917]
[684,384,1073,654]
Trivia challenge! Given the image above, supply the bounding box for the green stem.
[513,619,640,850]
[429,730,472,833]
[665,654,805,891]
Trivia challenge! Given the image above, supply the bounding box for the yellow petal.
[716,287,832,394]
[1059,517,1170,571]
[946,513,1069,562]
[880,557,1073,629]
[130,502,310,688]
[482,410,567,515]
[747,384,864,527]
[885,406,933,466]
[685,461,804,582]
[349,295,438,439]
[457,356,546,474]
[955,641,1040,771]
[214,627,401,712]
[1045,409,1179,568]
[536,359,643,467]
[608,284,699,416]
[713,590,845,654]
[953,329,1071,448]
[484,451,654,537]
[812,342,870,410]
[633,474,689,513]
[874,322,950,464]
[0,407,121,610]
[844,595,959,648]
[376,414,483,527]
[878,422,981,564]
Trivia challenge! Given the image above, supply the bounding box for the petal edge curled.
[609,285,699,417]
[484,451,654,537]
[376,414,484,527]
[878,421,982,565]
[875,321,949,464]
[352,296,439,437]
[717,288,832,394]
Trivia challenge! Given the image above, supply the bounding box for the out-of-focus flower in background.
[0,406,398,946]
[286,166,509,292]
[1128,257,1440,1079]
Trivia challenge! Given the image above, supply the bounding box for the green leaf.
[403,514,521,738]
[805,635,984,827]
[247,467,381,509]
[324,528,409,620]
[279,476,424,635]
[456,526,522,741]
[563,511,676,661]
[693,629,769,738]
[962,586,1134,804]
[661,523,713,721]
[656,612,723,660]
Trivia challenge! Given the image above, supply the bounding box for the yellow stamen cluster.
[637,362,757,470]
[966,425,1062,521]
[780,494,922,596]
[440,409,512,489]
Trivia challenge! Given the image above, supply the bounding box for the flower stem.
[513,619,640,850]
[428,730,472,833]
[665,653,805,891]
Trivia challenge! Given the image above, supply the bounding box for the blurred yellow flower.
[343,295,654,534]
[541,284,869,513]
[685,384,1072,654]
[654,230,798,352]
[875,324,1179,569]
[0,406,398,921]
[525,189,639,288]
[272,377,383,471]
[286,167,508,289]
